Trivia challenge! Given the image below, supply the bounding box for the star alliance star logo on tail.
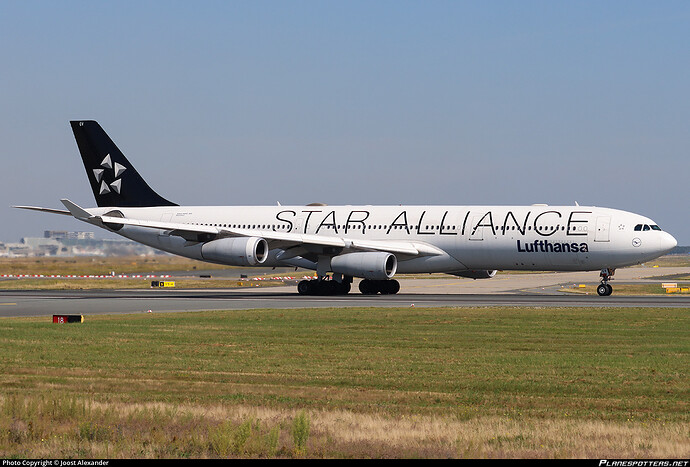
[92,154,126,195]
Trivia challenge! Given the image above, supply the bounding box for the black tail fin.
[70,120,177,207]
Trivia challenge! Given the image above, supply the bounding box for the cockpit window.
[634,223,662,232]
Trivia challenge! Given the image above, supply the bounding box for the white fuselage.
[87,204,677,274]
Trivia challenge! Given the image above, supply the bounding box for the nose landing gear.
[597,268,615,296]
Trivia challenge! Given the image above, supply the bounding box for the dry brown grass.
[0,255,314,290]
[2,396,686,458]
[0,255,234,276]
[0,277,290,290]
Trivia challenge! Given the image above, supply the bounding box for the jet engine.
[451,269,497,279]
[330,252,397,280]
[201,237,268,266]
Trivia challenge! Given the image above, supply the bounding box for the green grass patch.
[0,306,687,457]
[636,255,690,268]
[646,273,690,281]
[1,306,687,419]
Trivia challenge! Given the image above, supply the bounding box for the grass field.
[640,255,690,268]
[0,255,313,290]
[0,255,234,276]
[0,278,292,291]
[0,306,687,458]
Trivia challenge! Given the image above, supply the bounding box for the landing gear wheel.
[381,280,400,295]
[597,268,615,296]
[338,281,351,295]
[358,279,400,295]
[298,278,351,296]
[597,283,613,296]
[298,280,312,295]
[359,279,377,295]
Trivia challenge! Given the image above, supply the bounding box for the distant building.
[20,237,65,256]
[0,242,33,257]
[44,230,95,240]
[0,232,167,257]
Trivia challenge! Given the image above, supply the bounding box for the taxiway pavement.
[1,266,689,318]
[0,268,690,317]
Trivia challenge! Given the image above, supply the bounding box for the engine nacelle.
[330,252,397,280]
[201,237,268,266]
[451,269,497,280]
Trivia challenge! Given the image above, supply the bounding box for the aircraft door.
[468,213,487,241]
[594,216,611,242]
[455,211,492,268]
[293,212,306,234]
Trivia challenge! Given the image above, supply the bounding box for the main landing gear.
[597,268,615,296]
[296,276,401,295]
[297,277,351,295]
[358,279,400,295]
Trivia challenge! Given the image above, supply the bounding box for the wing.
[57,199,444,258]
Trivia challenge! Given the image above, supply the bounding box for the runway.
[2,287,690,318]
[2,266,689,318]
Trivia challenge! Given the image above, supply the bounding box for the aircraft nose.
[659,232,677,253]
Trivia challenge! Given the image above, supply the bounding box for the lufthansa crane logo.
[632,238,641,247]
[92,154,126,195]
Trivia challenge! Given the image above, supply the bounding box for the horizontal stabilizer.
[60,199,93,219]
[12,205,71,216]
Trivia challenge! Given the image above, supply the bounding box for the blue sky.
[1,1,689,243]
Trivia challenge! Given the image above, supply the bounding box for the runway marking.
[0,303,17,306]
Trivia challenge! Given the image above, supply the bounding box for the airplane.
[15,120,678,296]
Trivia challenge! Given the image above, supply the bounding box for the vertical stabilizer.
[70,120,177,207]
